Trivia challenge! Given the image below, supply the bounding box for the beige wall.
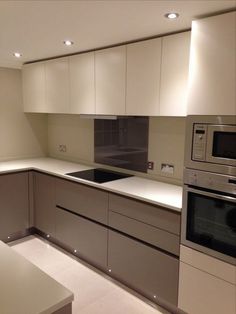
[148,117,186,184]
[0,68,47,161]
[48,115,185,185]
[48,114,94,164]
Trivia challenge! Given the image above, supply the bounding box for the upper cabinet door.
[69,52,95,114]
[22,62,46,112]
[187,12,236,115]
[126,39,161,116]
[45,58,70,113]
[160,32,191,116]
[95,46,126,115]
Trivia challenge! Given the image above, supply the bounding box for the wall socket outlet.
[148,161,154,170]
[59,144,67,153]
[161,163,174,175]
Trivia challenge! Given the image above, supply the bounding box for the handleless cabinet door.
[45,58,70,113]
[126,38,161,116]
[178,261,236,314]
[0,172,29,240]
[187,12,236,115]
[55,207,107,270]
[160,32,190,116]
[108,230,179,305]
[69,52,95,114]
[34,173,55,236]
[95,46,126,115]
[22,62,46,112]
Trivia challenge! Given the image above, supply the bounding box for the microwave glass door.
[206,125,236,166]
[186,191,236,258]
[213,132,236,159]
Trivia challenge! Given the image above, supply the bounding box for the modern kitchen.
[0,1,235,314]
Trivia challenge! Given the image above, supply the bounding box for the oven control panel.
[184,168,236,195]
[192,124,207,161]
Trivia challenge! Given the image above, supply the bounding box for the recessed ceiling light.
[63,40,74,46]
[165,13,179,19]
[13,52,22,58]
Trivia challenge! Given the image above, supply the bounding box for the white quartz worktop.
[0,240,73,314]
[0,158,182,212]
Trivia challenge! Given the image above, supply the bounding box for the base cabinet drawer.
[55,179,108,224]
[55,207,107,269]
[0,172,29,240]
[108,230,179,305]
[109,211,179,256]
[109,194,180,235]
[178,261,236,314]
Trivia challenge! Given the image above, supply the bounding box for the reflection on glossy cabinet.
[160,32,191,116]
[95,46,126,115]
[22,62,46,112]
[45,58,70,113]
[187,12,236,115]
[69,52,95,114]
[126,39,162,116]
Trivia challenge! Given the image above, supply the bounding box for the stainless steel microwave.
[185,116,236,176]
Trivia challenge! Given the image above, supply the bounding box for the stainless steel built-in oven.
[182,169,236,265]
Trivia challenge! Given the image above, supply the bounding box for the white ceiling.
[0,0,235,69]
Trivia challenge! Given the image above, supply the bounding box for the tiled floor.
[10,235,170,314]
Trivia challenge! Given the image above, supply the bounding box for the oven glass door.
[186,189,236,259]
[206,125,236,166]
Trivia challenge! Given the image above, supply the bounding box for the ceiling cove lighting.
[13,52,22,58]
[165,13,179,19]
[63,40,74,46]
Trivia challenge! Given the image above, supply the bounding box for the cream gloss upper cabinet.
[160,32,191,116]
[187,12,236,115]
[126,39,162,116]
[22,62,46,112]
[44,57,70,113]
[95,46,126,115]
[69,52,95,114]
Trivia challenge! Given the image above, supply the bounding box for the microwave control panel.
[192,124,207,161]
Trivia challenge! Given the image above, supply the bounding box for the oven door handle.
[185,187,236,203]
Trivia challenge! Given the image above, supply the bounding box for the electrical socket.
[147,161,154,170]
[59,144,67,153]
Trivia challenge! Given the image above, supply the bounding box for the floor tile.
[10,236,169,314]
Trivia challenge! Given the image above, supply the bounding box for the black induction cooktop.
[66,168,133,184]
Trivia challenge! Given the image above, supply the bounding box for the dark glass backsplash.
[94,117,149,173]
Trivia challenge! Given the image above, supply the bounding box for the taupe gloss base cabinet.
[55,178,108,224]
[34,172,56,236]
[108,230,179,306]
[0,172,29,241]
[55,207,108,270]
[0,170,181,311]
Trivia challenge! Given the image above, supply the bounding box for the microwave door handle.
[186,187,236,203]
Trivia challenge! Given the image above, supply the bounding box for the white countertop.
[0,240,73,314]
[0,157,182,212]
